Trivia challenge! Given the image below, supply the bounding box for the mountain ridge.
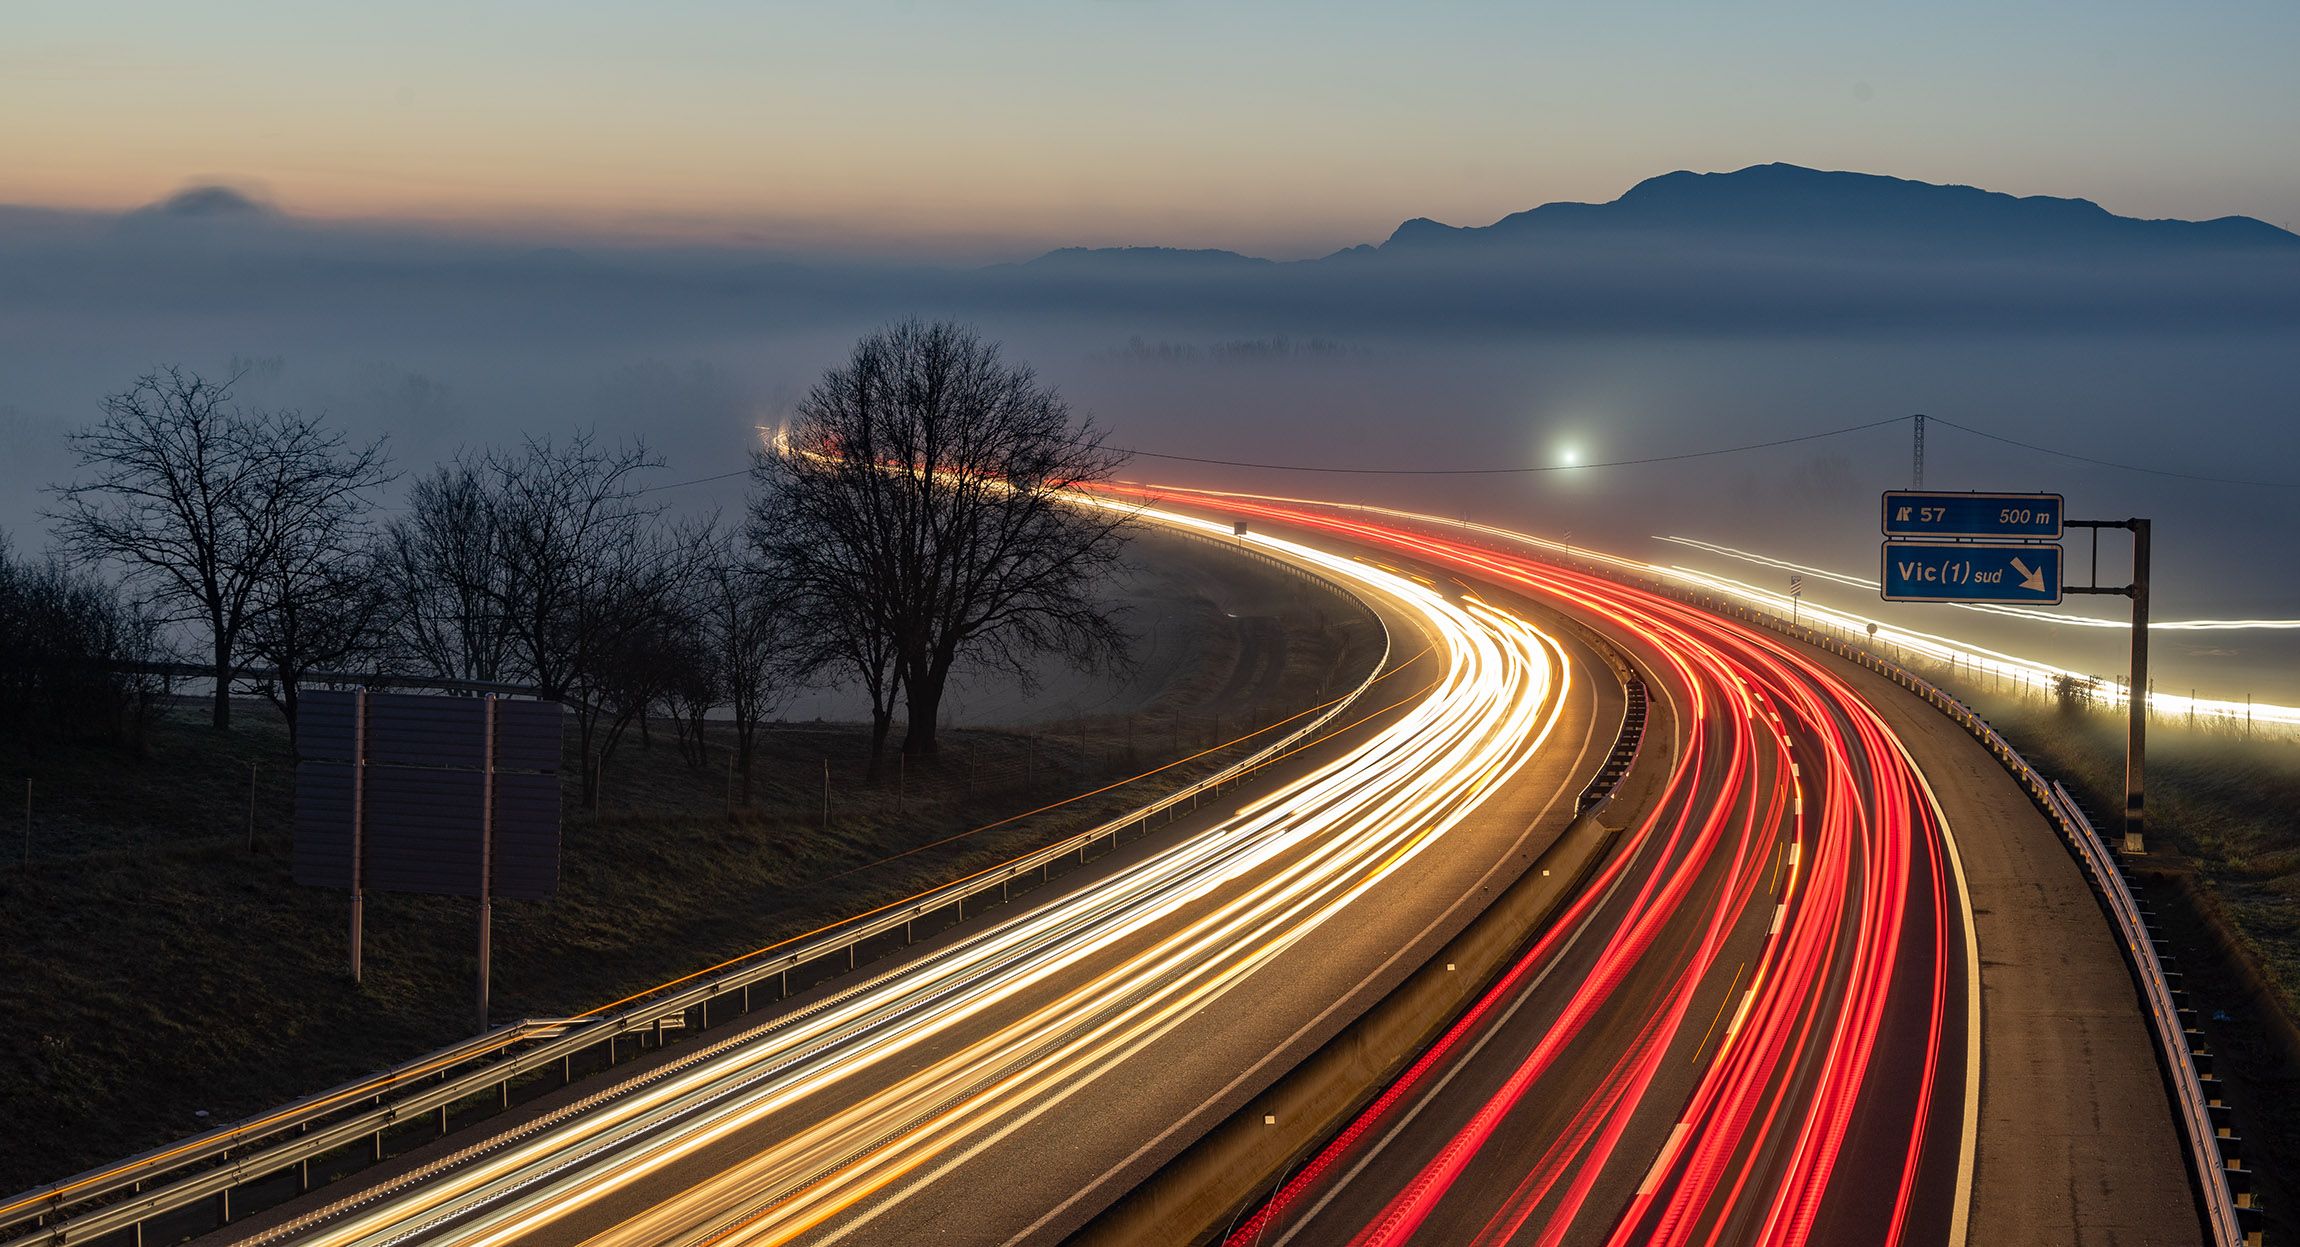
[1025,163,2300,269]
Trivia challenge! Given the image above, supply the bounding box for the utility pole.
[1911,414,1926,488]
[476,696,496,1034]
[350,689,368,985]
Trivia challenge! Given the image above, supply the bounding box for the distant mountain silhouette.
[5,163,2293,336]
[131,183,279,221]
[1375,163,2298,258]
[1020,163,2298,269]
[111,183,284,245]
[1012,245,1271,272]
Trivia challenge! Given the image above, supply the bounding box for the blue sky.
[6,1,2297,258]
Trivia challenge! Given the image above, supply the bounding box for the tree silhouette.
[753,320,1133,762]
[49,368,389,730]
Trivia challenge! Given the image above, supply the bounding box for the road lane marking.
[1636,1122,1692,1198]
[1888,728,1983,1247]
[1689,962,1748,1066]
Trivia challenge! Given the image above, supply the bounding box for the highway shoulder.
[1821,651,2200,1246]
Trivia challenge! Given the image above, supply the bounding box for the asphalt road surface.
[1185,495,1977,1247]
[217,503,1619,1247]
[204,490,2194,1247]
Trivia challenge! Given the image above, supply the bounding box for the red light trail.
[1144,490,1978,1247]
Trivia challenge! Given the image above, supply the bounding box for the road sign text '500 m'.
[1881,491,2064,541]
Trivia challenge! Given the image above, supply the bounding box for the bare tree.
[479,432,668,807]
[378,463,514,685]
[753,319,1133,759]
[0,534,171,752]
[585,572,688,787]
[658,621,719,770]
[48,367,389,730]
[689,519,798,802]
[651,518,729,771]
[243,537,387,751]
[750,463,905,771]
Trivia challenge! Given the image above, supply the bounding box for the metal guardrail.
[0,1020,583,1241]
[108,659,545,698]
[0,530,1394,1247]
[1577,674,1646,815]
[2052,781,2254,1247]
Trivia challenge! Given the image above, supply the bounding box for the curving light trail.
[1153,491,1979,1247]
[251,502,1577,1247]
[1167,487,2300,730]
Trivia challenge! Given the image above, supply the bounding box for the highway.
[192,486,2196,1247]
[1137,491,1980,1247]
[217,504,1617,1247]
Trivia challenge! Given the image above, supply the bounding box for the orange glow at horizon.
[7,3,2296,259]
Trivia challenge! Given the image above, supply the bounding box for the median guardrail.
[1077,642,1651,1246]
[0,528,1392,1247]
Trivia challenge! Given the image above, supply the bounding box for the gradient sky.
[7,1,2298,260]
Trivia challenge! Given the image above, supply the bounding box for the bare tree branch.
[46,367,391,730]
[751,319,1134,760]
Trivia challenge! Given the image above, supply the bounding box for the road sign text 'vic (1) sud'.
[1881,540,2064,605]
[1881,491,2064,540]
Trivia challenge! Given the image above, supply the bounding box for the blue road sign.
[1881,540,2063,604]
[1881,491,2063,540]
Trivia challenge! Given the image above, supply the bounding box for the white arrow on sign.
[2009,556,2048,594]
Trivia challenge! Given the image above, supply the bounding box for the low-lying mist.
[4,187,2296,702]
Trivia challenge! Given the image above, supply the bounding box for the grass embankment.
[0,560,1384,1194]
[1915,666,2300,1236]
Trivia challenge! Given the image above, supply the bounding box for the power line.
[634,466,750,495]
[1108,415,1913,476]
[630,410,2300,491]
[1927,415,2300,489]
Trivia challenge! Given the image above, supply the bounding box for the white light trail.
[267,503,1576,1247]
[1160,488,2300,731]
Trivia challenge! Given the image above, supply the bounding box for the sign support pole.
[2125,519,2150,854]
[478,697,496,1033]
[2067,518,2151,854]
[350,689,368,986]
